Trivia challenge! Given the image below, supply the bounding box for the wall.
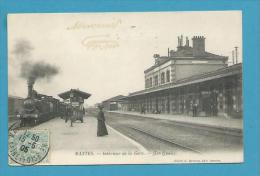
[145,59,226,88]
[145,60,172,88]
[175,60,226,80]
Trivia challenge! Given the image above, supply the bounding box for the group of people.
[62,104,108,137]
[139,102,199,117]
[63,105,84,127]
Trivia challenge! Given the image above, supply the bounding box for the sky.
[8,11,242,106]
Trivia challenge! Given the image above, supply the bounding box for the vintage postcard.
[8,11,243,165]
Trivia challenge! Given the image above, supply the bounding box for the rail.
[125,125,201,154]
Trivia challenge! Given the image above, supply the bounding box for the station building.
[102,95,127,111]
[123,36,242,118]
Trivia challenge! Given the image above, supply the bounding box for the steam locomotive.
[19,81,66,127]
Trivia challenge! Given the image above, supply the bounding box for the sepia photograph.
[8,11,243,165]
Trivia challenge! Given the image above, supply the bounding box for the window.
[149,77,152,87]
[161,72,165,84]
[166,70,170,82]
[154,75,158,86]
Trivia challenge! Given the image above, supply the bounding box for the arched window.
[161,72,165,84]
[166,70,170,82]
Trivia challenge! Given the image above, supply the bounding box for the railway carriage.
[19,81,63,127]
[20,93,61,126]
[18,82,91,127]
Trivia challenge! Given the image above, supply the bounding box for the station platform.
[32,116,147,165]
[106,111,243,131]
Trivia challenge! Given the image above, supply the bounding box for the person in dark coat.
[192,103,198,117]
[65,105,74,127]
[65,106,69,123]
[97,105,108,137]
[140,105,145,114]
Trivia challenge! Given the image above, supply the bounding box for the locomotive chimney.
[27,77,34,98]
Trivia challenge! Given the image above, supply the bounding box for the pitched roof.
[170,46,193,57]
[102,95,126,102]
[58,89,91,99]
[144,47,228,73]
[171,46,227,58]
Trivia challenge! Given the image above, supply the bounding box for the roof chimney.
[185,37,189,47]
[232,50,235,65]
[177,35,184,51]
[192,36,205,56]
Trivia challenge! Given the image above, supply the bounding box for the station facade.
[123,36,242,118]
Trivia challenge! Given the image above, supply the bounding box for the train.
[19,81,66,127]
[18,82,86,127]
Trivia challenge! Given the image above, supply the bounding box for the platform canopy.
[58,89,91,100]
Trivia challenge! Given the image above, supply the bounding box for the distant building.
[102,95,127,111]
[123,35,242,118]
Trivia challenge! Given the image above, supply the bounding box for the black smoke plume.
[11,39,59,92]
[12,39,34,58]
[20,61,59,86]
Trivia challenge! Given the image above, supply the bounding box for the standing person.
[140,105,145,114]
[192,103,198,117]
[70,106,74,127]
[192,102,195,117]
[65,105,69,123]
[65,105,74,127]
[97,105,108,137]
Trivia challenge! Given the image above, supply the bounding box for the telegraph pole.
[235,46,238,64]
[232,50,235,65]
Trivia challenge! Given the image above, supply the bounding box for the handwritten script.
[81,34,119,50]
[67,19,122,30]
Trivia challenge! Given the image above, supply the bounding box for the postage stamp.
[8,130,49,165]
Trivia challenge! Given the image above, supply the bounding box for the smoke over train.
[11,39,64,127]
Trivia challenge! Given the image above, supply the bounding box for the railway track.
[8,119,45,131]
[124,125,201,154]
[105,113,243,153]
[105,112,242,137]
[9,121,32,131]
[8,121,21,131]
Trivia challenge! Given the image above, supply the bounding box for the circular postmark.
[9,130,49,165]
